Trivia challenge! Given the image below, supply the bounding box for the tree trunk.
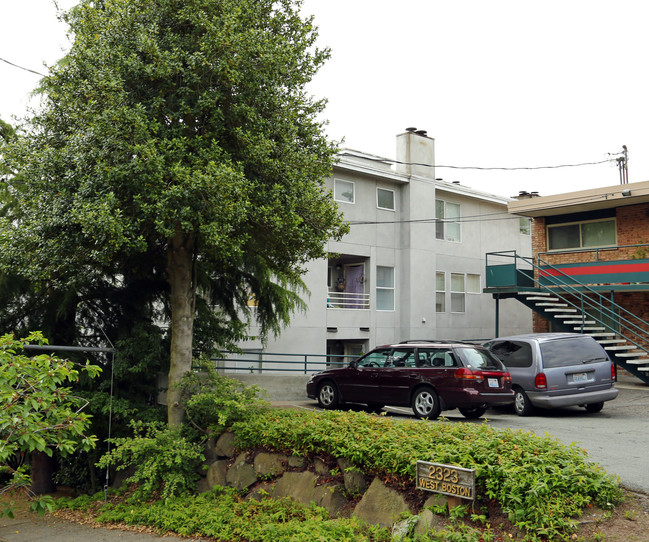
[31,451,56,494]
[166,229,196,426]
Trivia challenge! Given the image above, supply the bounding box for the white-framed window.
[467,273,481,294]
[435,272,445,313]
[377,187,395,210]
[451,273,465,313]
[519,217,531,235]
[376,266,395,311]
[547,218,616,251]
[435,200,461,242]
[334,179,355,204]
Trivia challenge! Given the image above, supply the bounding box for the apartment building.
[240,129,533,368]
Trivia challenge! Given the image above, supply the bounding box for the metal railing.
[486,250,649,365]
[326,291,370,309]
[206,351,360,374]
[538,242,649,263]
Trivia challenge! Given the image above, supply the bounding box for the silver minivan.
[485,333,619,416]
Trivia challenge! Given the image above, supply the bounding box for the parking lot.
[292,377,649,493]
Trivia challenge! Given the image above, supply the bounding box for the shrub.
[96,421,204,502]
[232,409,623,541]
[178,364,269,440]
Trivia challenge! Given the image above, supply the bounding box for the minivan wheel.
[318,381,339,409]
[585,402,604,414]
[513,389,533,416]
[411,388,441,419]
[458,406,487,419]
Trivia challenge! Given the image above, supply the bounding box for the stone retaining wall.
[199,431,452,537]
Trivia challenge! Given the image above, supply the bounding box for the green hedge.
[233,409,622,539]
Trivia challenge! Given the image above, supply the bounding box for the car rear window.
[455,347,505,370]
[539,337,609,369]
[488,340,533,368]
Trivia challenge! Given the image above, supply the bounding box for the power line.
[0,56,46,77]
[348,210,521,226]
[339,151,619,172]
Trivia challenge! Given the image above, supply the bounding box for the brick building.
[485,180,649,383]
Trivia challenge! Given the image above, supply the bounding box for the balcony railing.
[326,291,370,309]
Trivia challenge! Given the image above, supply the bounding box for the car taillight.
[611,363,616,381]
[455,368,484,382]
[503,372,512,383]
[535,373,547,390]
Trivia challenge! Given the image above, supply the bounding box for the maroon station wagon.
[306,341,515,419]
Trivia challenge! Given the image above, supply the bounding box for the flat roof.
[508,180,649,217]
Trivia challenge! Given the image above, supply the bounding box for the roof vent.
[415,130,428,136]
[405,127,417,132]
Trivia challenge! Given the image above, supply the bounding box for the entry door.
[345,264,365,308]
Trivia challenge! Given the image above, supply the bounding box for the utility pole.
[617,145,629,184]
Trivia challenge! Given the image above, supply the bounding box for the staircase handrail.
[486,250,649,354]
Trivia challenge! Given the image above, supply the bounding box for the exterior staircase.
[515,291,649,383]
[485,250,649,385]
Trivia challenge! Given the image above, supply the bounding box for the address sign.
[416,461,475,500]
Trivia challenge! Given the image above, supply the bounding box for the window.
[435,200,461,242]
[435,272,445,313]
[334,179,354,203]
[487,340,533,368]
[418,348,457,367]
[358,348,391,367]
[376,266,395,311]
[547,218,616,251]
[451,273,465,313]
[467,274,481,294]
[519,217,531,235]
[377,188,395,210]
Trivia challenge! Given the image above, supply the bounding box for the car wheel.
[317,381,339,409]
[585,402,604,413]
[513,388,533,416]
[411,387,441,419]
[458,406,487,419]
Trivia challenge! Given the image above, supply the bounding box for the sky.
[2,0,648,199]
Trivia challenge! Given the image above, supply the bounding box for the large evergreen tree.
[0,0,347,424]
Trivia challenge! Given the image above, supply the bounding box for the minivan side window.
[488,341,533,368]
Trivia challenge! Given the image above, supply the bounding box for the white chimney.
[396,127,435,179]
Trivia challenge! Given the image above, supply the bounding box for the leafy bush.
[96,421,204,502]
[0,331,101,516]
[232,409,623,541]
[94,487,392,542]
[178,365,269,440]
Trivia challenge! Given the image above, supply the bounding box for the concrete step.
[565,320,596,325]
[536,302,567,307]
[573,326,606,332]
[526,296,560,302]
[626,359,649,365]
[596,339,625,345]
[586,332,617,337]
[554,313,582,319]
[616,351,648,358]
[604,345,637,351]
[546,308,577,313]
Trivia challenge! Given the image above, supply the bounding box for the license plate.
[573,372,589,383]
[488,378,499,388]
